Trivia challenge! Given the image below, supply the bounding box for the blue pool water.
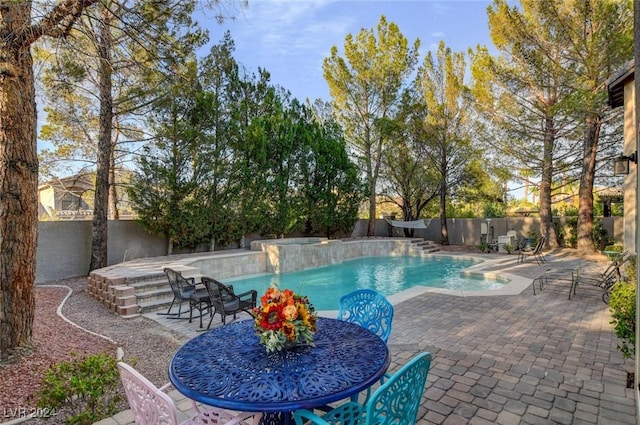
[225,256,505,311]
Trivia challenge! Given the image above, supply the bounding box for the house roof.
[607,59,634,108]
[38,174,94,192]
[597,187,624,201]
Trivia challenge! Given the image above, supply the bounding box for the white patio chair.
[118,361,262,425]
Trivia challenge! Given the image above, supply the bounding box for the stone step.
[413,241,435,248]
[128,273,207,315]
[421,246,440,253]
[138,297,177,315]
[135,287,174,304]
[127,273,205,294]
[127,278,170,294]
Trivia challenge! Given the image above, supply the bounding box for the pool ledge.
[387,253,533,303]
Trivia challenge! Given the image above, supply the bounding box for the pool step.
[411,239,440,254]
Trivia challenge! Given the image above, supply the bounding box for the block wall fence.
[35,216,623,283]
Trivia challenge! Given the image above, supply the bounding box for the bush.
[593,220,614,251]
[37,352,121,425]
[609,281,636,359]
[604,244,624,253]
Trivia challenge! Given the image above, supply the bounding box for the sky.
[197,0,496,102]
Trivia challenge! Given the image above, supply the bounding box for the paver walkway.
[95,250,636,425]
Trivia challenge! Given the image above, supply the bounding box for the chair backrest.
[337,289,394,343]
[365,352,432,425]
[164,268,194,298]
[604,251,632,283]
[118,361,179,425]
[202,277,236,301]
[533,236,546,254]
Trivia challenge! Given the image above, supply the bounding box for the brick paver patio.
[94,250,636,425]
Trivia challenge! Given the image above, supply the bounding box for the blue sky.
[199,0,495,102]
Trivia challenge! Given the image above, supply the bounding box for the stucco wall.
[36,220,166,283]
[36,216,624,283]
[623,78,637,254]
[353,216,624,248]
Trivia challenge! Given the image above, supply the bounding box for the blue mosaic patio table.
[169,317,389,416]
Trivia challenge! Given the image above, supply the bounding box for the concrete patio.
[94,249,636,425]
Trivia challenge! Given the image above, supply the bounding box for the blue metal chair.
[293,352,432,425]
[337,289,394,343]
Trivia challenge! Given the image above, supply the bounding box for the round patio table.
[169,317,389,419]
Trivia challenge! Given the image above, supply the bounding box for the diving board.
[385,218,432,229]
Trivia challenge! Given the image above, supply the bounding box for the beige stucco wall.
[36,220,167,283]
[623,79,637,254]
[35,217,624,283]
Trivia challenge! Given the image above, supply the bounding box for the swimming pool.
[225,256,506,311]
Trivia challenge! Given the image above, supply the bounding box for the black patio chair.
[201,277,257,328]
[517,235,546,265]
[572,251,631,304]
[159,267,209,321]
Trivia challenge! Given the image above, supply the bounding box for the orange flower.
[283,304,298,321]
[282,322,297,340]
[282,289,295,304]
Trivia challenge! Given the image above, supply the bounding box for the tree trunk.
[439,179,449,245]
[576,115,601,255]
[367,186,376,237]
[108,126,119,220]
[108,147,118,220]
[539,116,559,249]
[0,4,37,359]
[89,8,114,271]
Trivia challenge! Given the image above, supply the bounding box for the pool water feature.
[226,256,506,311]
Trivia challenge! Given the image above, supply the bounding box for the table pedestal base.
[260,411,292,425]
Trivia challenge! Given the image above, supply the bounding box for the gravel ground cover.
[0,277,188,424]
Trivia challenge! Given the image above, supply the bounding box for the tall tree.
[128,60,208,254]
[419,41,477,245]
[380,88,440,235]
[544,0,632,254]
[37,0,208,270]
[299,101,364,238]
[0,0,98,360]
[473,0,631,252]
[323,15,419,236]
[471,0,579,249]
[195,33,246,250]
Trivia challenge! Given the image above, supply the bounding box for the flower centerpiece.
[252,283,318,352]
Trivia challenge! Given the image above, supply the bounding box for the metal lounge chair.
[201,276,257,328]
[517,235,546,265]
[292,352,432,425]
[572,251,631,303]
[118,361,262,425]
[159,268,209,320]
[337,289,394,343]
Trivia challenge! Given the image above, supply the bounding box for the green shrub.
[609,281,636,359]
[37,352,121,425]
[604,244,624,253]
[593,220,614,251]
